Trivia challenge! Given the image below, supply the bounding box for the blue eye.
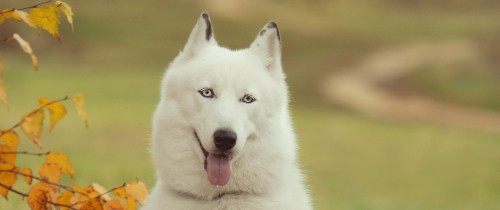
[241,94,256,103]
[199,88,215,98]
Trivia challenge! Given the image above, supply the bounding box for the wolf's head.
[153,13,294,197]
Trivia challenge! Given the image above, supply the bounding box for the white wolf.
[142,13,312,210]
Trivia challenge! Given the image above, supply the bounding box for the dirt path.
[322,41,500,132]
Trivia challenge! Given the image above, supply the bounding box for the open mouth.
[194,132,232,186]
[194,132,209,169]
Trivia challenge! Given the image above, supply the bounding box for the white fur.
[142,13,312,210]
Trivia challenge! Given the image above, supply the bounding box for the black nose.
[213,129,237,151]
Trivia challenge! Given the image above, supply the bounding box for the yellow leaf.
[39,162,61,183]
[14,10,37,28]
[80,197,104,210]
[126,196,137,210]
[0,148,15,168]
[55,1,74,31]
[70,191,88,209]
[113,187,136,210]
[73,93,89,128]
[0,130,19,166]
[27,182,56,210]
[11,33,39,71]
[0,9,18,25]
[16,167,33,185]
[30,54,39,70]
[57,191,74,210]
[0,130,19,147]
[71,185,101,209]
[0,163,17,199]
[29,6,60,40]
[12,33,33,54]
[39,98,67,132]
[125,180,149,205]
[92,183,112,201]
[29,190,48,210]
[20,109,45,148]
[46,153,74,178]
[113,187,127,199]
[104,199,126,210]
[0,79,9,109]
[72,185,100,197]
[72,185,90,195]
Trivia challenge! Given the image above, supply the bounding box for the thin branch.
[98,183,126,199]
[0,183,28,198]
[0,96,68,139]
[0,170,129,209]
[0,182,78,210]
[0,169,76,193]
[16,0,53,11]
[0,0,53,15]
[0,151,50,156]
[48,200,78,210]
[70,183,126,207]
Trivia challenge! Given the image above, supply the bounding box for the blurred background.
[1,0,500,209]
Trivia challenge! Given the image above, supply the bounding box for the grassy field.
[1,64,499,209]
[1,0,500,209]
[298,108,500,209]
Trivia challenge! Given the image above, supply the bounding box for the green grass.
[393,63,500,111]
[297,108,500,209]
[2,66,500,209]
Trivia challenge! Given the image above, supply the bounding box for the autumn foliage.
[1,1,148,209]
[0,0,74,107]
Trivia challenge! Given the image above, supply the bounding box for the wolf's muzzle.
[213,129,237,151]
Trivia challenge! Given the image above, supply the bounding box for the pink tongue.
[206,154,231,186]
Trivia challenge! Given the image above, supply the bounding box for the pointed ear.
[179,12,217,60]
[250,21,282,72]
